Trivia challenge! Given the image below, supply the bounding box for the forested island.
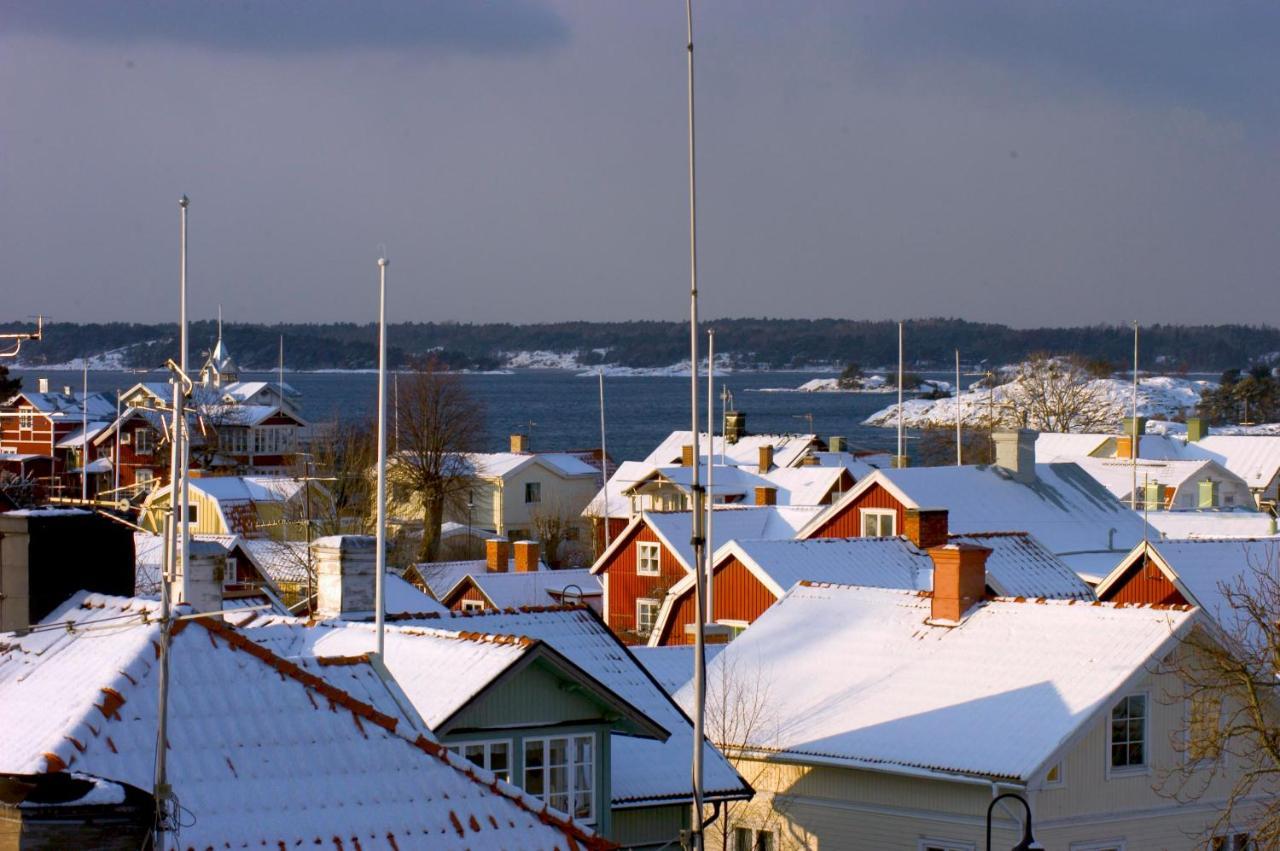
[2,317,1278,373]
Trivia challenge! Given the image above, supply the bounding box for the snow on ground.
[864,374,1216,428]
[34,342,161,371]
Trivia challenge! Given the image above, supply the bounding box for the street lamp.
[986,792,1042,851]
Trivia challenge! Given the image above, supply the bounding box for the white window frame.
[460,599,486,613]
[859,507,896,537]
[919,840,975,851]
[1107,691,1150,776]
[134,428,153,455]
[734,826,780,851]
[524,481,542,504]
[1210,833,1252,851]
[523,733,595,824]
[636,598,660,636]
[18,407,34,431]
[135,468,155,487]
[718,619,750,640]
[447,738,512,783]
[1069,842,1127,851]
[636,541,662,576]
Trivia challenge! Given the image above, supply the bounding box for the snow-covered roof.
[1034,432,1111,461]
[237,538,310,585]
[0,593,602,850]
[803,464,1154,563]
[413,558,549,600]
[382,607,751,807]
[584,460,658,518]
[644,431,818,469]
[1098,538,1280,626]
[9,389,116,420]
[953,532,1095,599]
[450,568,602,610]
[630,644,726,696]
[1196,435,1280,491]
[133,531,242,594]
[1146,510,1278,539]
[462,451,600,481]
[633,464,848,508]
[678,582,1195,783]
[1071,456,1242,500]
[55,421,111,449]
[598,505,821,576]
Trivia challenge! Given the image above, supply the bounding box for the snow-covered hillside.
[864,374,1215,429]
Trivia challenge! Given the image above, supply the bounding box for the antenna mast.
[1131,321,1139,510]
[955,349,962,466]
[684,0,708,846]
[896,321,905,467]
[599,369,611,549]
[706,329,715,625]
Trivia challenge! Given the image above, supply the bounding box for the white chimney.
[37,377,49,394]
[176,540,226,614]
[992,429,1038,484]
[313,535,376,617]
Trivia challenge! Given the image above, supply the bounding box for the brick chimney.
[312,535,375,618]
[176,540,226,614]
[758,445,774,474]
[681,444,694,467]
[485,537,510,572]
[927,543,991,625]
[513,540,539,572]
[754,486,777,506]
[510,434,529,453]
[992,429,1038,484]
[904,507,948,549]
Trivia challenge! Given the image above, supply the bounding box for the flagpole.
[706,329,715,625]
[599,369,611,550]
[375,256,389,658]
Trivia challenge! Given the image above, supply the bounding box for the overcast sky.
[2,1,1278,328]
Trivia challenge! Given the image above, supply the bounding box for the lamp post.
[985,792,1042,851]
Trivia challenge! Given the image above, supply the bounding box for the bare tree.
[390,358,486,562]
[1000,353,1118,433]
[1159,543,1280,848]
[529,497,590,568]
[703,656,806,851]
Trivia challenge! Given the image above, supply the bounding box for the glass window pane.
[525,740,544,769]
[1129,743,1144,765]
[550,738,568,767]
[464,744,485,766]
[490,742,509,773]
[734,828,753,851]
[549,792,569,813]
[550,765,568,797]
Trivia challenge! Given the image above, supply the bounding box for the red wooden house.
[0,380,115,496]
[587,505,820,643]
[1094,538,1279,616]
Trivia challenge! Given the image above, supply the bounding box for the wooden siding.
[447,580,491,611]
[656,555,779,646]
[809,482,906,539]
[601,523,688,642]
[1100,556,1188,606]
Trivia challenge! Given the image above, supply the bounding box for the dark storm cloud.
[0,0,569,54]
[842,1,1280,121]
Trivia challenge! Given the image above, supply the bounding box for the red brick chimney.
[485,538,510,572]
[927,543,991,624]
[758,445,774,474]
[754,486,777,506]
[681,444,694,467]
[513,540,540,573]
[904,508,948,549]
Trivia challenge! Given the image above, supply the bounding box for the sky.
[2,1,1278,328]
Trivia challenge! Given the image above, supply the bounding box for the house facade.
[0,381,115,497]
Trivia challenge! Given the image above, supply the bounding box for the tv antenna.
[0,315,43,359]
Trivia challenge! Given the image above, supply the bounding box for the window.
[719,620,750,640]
[461,599,486,613]
[919,841,974,851]
[524,734,594,822]
[447,740,511,783]
[184,504,198,525]
[1069,843,1126,851]
[734,827,778,851]
[252,426,295,454]
[636,541,661,576]
[1110,694,1147,771]
[525,481,541,504]
[134,428,154,454]
[1044,761,1064,787]
[1211,834,1252,850]
[220,428,247,454]
[636,598,660,636]
[18,407,34,431]
[1189,693,1222,762]
[860,508,896,537]
[135,468,155,487]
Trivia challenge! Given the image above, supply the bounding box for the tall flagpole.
[955,349,962,466]
[706,329,715,625]
[375,256,389,658]
[178,196,190,591]
[114,389,121,495]
[1131,321,1139,510]
[81,364,88,501]
[684,0,708,845]
[599,369,612,549]
[896,321,905,467]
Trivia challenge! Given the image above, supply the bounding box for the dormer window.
[18,407,34,431]
[860,508,896,537]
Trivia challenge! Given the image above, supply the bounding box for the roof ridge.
[796,582,1194,613]
[385,603,589,623]
[195,617,606,848]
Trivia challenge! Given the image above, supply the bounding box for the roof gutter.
[729,746,1025,789]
